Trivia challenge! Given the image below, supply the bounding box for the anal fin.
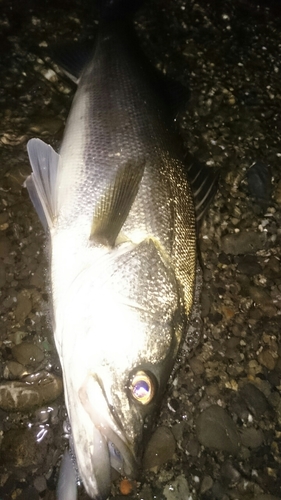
[25,138,60,230]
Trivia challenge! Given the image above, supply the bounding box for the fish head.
[56,239,187,499]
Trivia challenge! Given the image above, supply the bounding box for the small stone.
[12,342,44,367]
[221,231,267,255]
[240,427,264,448]
[0,265,6,288]
[0,236,11,259]
[236,255,262,275]
[240,383,269,418]
[5,360,26,379]
[196,405,240,455]
[189,357,205,376]
[163,475,190,500]
[143,426,176,469]
[200,475,213,494]
[258,349,277,370]
[14,290,32,322]
[33,475,47,493]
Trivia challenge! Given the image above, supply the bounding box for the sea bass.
[25,2,212,499]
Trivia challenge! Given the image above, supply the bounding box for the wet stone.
[14,291,32,322]
[220,460,241,487]
[33,475,47,493]
[221,230,267,255]
[196,405,240,455]
[0,371,63,411]
[163,475,190,500]
[240,383,269,418]
[0,236,11,259]
[236,255,262,275]
[0,426,53,468]
[258,349,277,371]
[0,265,6,288]
[189,356,205,376]
[200,475,213,494]
[15,486,40,500]
[5,360,26,379]
[143,426,176,469]
[12,342,44,367]
[240,427,264,449]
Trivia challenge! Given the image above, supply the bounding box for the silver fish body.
[26,17,196,500]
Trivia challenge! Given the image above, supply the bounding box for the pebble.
[221,230,267,255]
[196,404,240,455]
[0,371,63,411]
[189,357,205,376]
[5,360,26,379]
[240,427,264,449]
[143,426,176,469]
[0,236,11,259]
[14,291,33,322]
[12,342,44,367]
[0,426,53,468]
[0,265,6,288]
[240,383,269,418]
[33,475,47,493]
[258,349,277,370]
[163,475,190,500]
[236,255,262,275]
[247,161,272,204]
[200,475,213,494]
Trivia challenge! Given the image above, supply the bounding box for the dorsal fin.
[90,158,145,247]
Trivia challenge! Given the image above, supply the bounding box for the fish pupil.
[134,380,149,399]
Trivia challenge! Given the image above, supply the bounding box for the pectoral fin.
[25,138,60,230]
[90,158,145,247]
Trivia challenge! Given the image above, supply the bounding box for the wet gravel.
[0,0,281,499]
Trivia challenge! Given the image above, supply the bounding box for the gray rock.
[200,475,213,494]
[221,230,267,255]
[196,405,240,455]
[163,475,190,500]
[240,427,264,448]
[143,426,176,469]
[240,383,269,418]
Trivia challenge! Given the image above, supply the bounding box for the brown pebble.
[0,371,63,411]
[258,349,277,371]
[12,341,44,367]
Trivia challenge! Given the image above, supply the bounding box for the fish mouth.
[77,374,138,498]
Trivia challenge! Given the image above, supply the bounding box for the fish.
[25,1,217,498]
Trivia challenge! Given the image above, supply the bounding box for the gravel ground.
[0,0,281,499]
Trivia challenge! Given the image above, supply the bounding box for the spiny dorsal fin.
[90,158,146,247]
[25,138,60,230]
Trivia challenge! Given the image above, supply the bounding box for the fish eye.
[129,370,155,405]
